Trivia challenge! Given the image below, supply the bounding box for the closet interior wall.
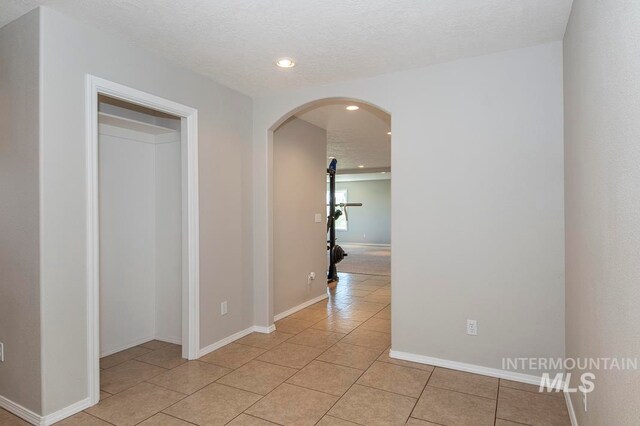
[98,98,182,356]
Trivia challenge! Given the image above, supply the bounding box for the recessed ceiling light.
[346,105,359,111]
[276,57,295,68]
[328,156,335,159]
[380,171,387,174]
[358,165,364,168]
[387,131,392,135]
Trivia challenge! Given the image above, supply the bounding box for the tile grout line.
[131,390,192,426]
[160,411,200,425]
[353,382,420,401]
[406,361,433,423]
[84,410,119,426]
[423,382,498,401]
[309,362,372,426]
[494,378,500,426]
[223,412,283,425]
[495,417,532,426]
[499,381,566,399]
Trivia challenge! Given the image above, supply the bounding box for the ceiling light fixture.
[276,57,295,68]
[380,171,387,174]
[387,131,392,135]
[346,105,359,111]
[358,165,364,168]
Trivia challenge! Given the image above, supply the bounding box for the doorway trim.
[85,75,200,405]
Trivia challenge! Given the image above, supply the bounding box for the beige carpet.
[335,244,391,276]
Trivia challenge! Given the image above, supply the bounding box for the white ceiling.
[295,101,391,172]
[2,0,573,96]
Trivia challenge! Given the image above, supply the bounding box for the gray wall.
[253,42,565,377]
[334,179,391,245]
[273,118,328,316]
[564,1,640,424]
[0,9,42,414]
[39,7,254,414]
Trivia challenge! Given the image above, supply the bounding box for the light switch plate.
[314,213,322,223]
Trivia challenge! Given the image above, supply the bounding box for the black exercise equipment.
[327,158,362,282]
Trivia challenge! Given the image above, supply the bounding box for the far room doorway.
[328,173,391,278]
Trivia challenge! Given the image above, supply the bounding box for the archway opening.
[268,98,392,360]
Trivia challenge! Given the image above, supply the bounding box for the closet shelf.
[98,111,178,135]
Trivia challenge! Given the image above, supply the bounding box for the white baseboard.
[389,350,565,389]
[155,335,182,345]
[197,324,279,358]
[198,326,256,358]
[565,390,579,426]
[100,335,156,357]
[0,394,90,426]
[100,334,182,358]
[0,395,41,425]
[253,325,276,334]
[41,397,91,425]
[273,293,329,322]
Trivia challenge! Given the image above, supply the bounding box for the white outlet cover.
[466,320,478,336]
[221,301,228,315]
[314,213,322,223]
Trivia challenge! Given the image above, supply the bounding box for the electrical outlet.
[314,213,322,223]
[221,301,228,316]
[308,272,316,284]
[0,342,4,362]
[582,388,588,412]
[466,320,478,336]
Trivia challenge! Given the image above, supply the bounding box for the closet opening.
[98,95,183,368]
[86,76,200,405]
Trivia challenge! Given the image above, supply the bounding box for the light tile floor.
[0,273,571,426]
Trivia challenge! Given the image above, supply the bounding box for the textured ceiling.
[2,0,573,96]
[295,102,391,172]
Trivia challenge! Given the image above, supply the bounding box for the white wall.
[155,139,183,343]
[564,0,640,424]
[253,42,565,377]
[273,118,328,316]
[38,7,253,415]
[0,9,42,414]
[99,126,157,355]
[334,179,391,245]
[98,123,182,356]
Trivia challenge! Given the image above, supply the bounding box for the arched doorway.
[267,97,392,339]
